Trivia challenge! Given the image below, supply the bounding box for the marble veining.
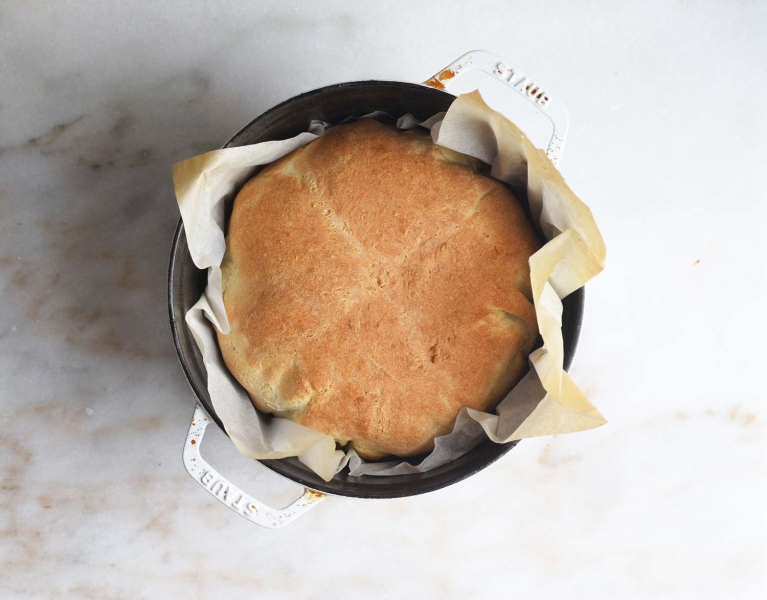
[1,2,765,599]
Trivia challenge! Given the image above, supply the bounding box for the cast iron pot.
[168,77,584,500]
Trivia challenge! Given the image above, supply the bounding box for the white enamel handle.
[423,49,569,165]
[183,404,325,528]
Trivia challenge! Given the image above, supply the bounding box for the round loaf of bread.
[218,119,541,459]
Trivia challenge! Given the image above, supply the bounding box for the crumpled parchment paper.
[172,91,607,482]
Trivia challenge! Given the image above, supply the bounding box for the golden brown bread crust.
[217,120,541,459]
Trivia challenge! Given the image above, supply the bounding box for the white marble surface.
[1,1,765,598]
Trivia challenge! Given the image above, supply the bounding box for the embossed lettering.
[210,481,226,496]
[201,471,214,486]
[231,493,245,510]
[506,72,523,87]
[493,64,551,108]
[494,63,516,83]
[514,77,533,92]
[245,502,258,516]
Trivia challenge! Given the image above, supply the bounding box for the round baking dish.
[168,51,584,520]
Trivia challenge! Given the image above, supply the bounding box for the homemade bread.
[218,119,541,459]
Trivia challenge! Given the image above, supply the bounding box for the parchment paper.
[173,91,607,482]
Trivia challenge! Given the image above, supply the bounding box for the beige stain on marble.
[92,414,165,440]
[665,405,758,427]
[3,237,162,360]
[67,585,135,600]
[7,269,27,287]
[727,405,757,426]
[537,443,582,468]
[21,299,159,360]
[1,415,190,594]
[67,327,152,359]
[118,258,152,290]
[2,483,186,596]
[595,404,763,437]
[1,434,38,573]
[4,401,168,441]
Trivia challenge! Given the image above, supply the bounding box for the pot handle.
[183,404,325,528]
[423,50,569,165]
